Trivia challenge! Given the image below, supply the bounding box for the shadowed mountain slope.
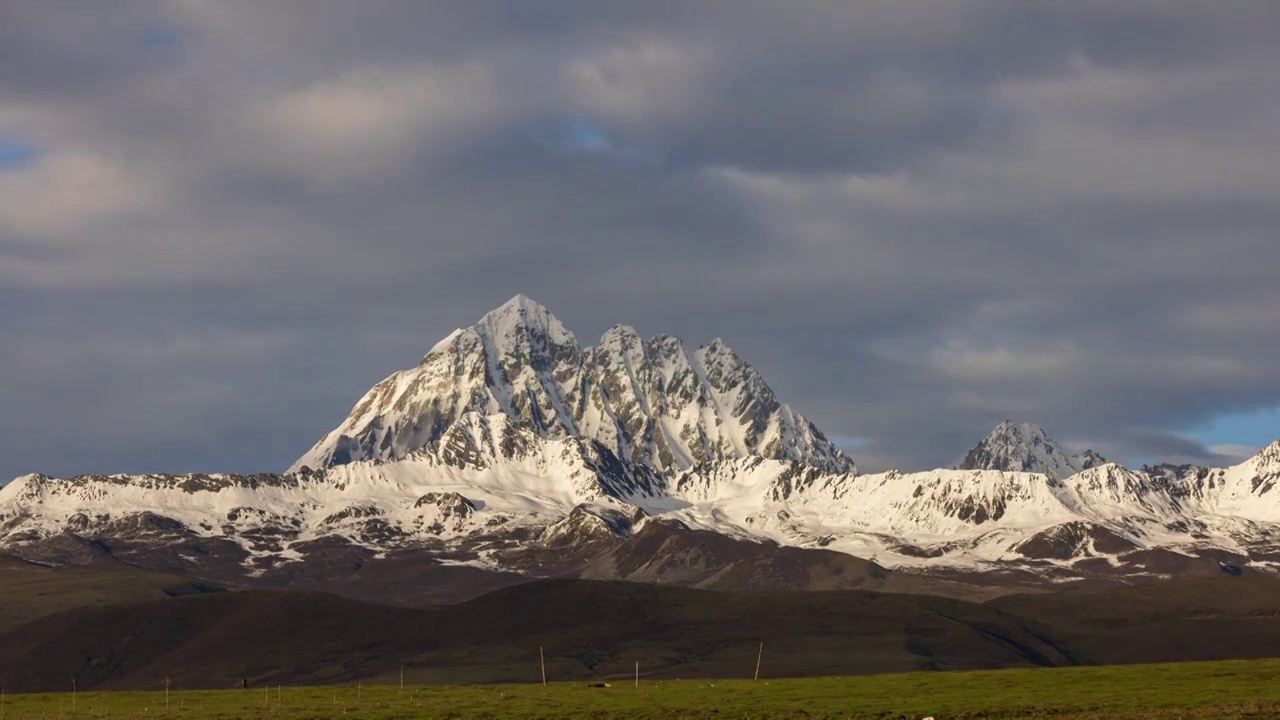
[5,575,1280,692]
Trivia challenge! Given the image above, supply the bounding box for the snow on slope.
[5,429,1280,577]
[290,295,854,476]
[6,294,1280,581]
[959,421,1106,479]
[0,419,656,569]
[646,450,1280,572]
[1173,439,1280,520]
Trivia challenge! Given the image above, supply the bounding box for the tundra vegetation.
[3,659,1280,719]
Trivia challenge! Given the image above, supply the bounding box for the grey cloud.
[0,1,172,99]
[2,1,1279,482]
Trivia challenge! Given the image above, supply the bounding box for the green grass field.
[4,658,1280,719]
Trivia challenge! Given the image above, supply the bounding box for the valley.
[3,568,1280,692]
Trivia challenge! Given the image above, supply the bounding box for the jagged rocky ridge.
[3,296,1280,585]
[291,294,854,476]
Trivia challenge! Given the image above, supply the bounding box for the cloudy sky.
[3,1,1279,482]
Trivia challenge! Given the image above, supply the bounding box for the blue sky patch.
[831,436,870,451]
[0,139,40,170]
[144,26,182,49]
[1187,406,1280,449]
[532,117,617,152]
[528,117,666,168]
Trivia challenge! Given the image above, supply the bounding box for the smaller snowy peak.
[1071,449,1109,471]
[1230,438,1280,491]
[1255,439,1280,466]
[1060,462,1181,517]
[695,339,757,394]
[599,324,642,343]
[646,333,686,357]
[959,421,1080,479]
[0,474,41,501]
[4,473,48,486]
[596,325,646,361]
[701,337,731,353]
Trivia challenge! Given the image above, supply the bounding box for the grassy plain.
[4,658,1280,719]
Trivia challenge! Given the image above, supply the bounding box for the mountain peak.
[599,324,642,343]
[959,421,1081,479]
[496,293,542,312]
[987,421,1052,446]
[1071,448,1109,471]
[1253,438,1280,466]
[995,419,1037,434]
[475,294,577,354]
[478,294,557,329]
[290,296,855,476]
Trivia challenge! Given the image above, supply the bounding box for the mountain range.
[3,295,1279,596]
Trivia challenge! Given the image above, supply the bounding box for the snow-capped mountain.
[3,295,1280,590]
[291,295,853,477]
[959,420,1106,479]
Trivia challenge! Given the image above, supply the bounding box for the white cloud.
[1209,444,1261,463]
[248,62,507,183]
[2,1,1279,478]
[0,148,159,236]
[561,39,711,128]
[927,346,1082,382]
[975,64,1280,205]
